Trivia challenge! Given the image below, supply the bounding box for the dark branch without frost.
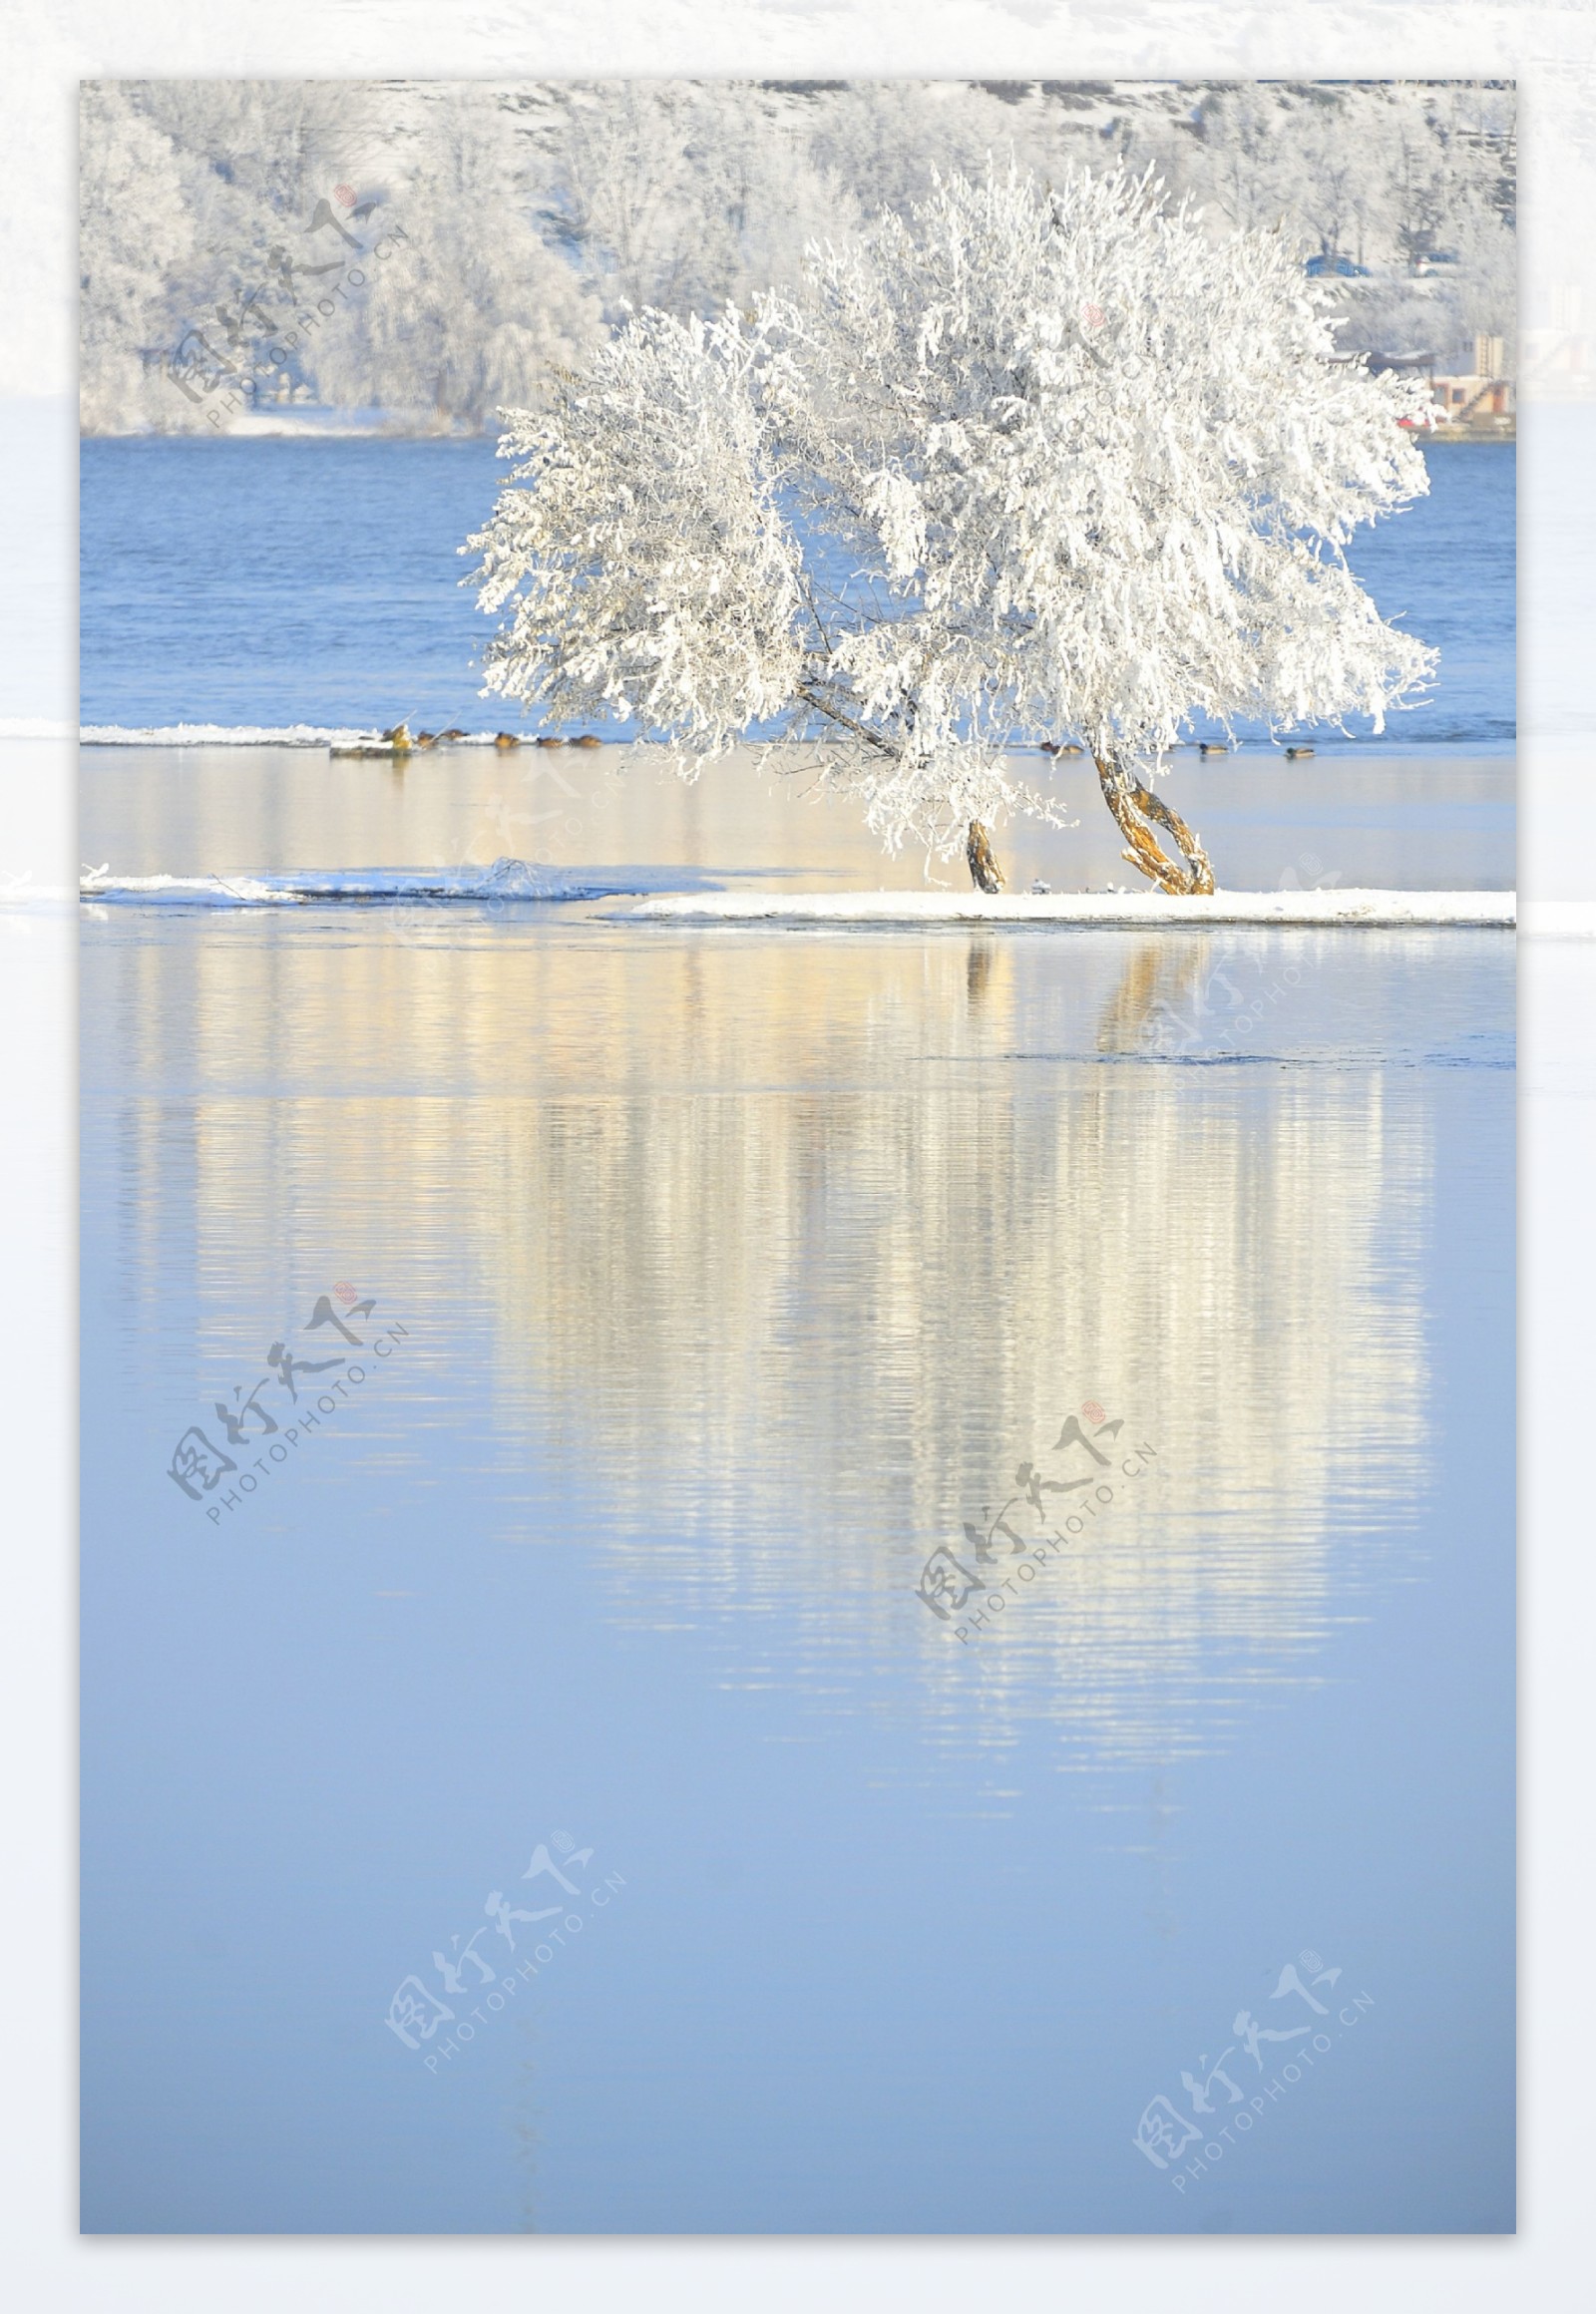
[794,679,903,759]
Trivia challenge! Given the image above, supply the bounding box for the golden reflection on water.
[92,914,1441,1764]
[81,738,1515,894]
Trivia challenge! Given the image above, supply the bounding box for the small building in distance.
[1426,335,1515,433]
[1349,341,1513,435]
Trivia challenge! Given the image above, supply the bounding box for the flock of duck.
[330,723,608,758]
[330,725,1316,761]
[1041,738,1316,759]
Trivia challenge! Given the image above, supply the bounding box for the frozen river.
[79,749,1514,2232]
[76,427,1515,2234]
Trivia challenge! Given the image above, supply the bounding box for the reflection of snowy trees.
[80,78,1515,435]
[106,915,1444,1758]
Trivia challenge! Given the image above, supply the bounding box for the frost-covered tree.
[549,83,756,321]
[315,91,600,423]
[126,81,388,427]
[79,84,195,431]
[79,79,1516,436]
[546,81,848,326]
[470,165,1435,893]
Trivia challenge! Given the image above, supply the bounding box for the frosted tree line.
[80,77,1515,435]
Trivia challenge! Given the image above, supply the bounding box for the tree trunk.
[967,820,1004,893]
[1093,755,1215,895]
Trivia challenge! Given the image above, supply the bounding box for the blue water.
[79,437,1515,746]
[79,880,1514,2234]
[77,426,1517,2237]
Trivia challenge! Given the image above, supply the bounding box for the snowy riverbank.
[620,889,1516,929]
[75,866,1518,928]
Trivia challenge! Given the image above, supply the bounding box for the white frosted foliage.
[473,312,807,745]
[470,166,1437,869]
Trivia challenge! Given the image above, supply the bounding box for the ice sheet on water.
[78,723,508,747]
[77,858,728,906]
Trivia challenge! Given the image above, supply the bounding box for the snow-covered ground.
[620,888,1516,928]
[78,723,508,747]
[75,866,1521,927]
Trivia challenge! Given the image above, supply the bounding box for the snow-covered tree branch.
[469,164,1436,893]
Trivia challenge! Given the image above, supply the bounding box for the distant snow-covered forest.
[79,78,1516,436]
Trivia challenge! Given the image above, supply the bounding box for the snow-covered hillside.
[79,78,1515,437]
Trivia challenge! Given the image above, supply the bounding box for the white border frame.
[5,6,1590,2305]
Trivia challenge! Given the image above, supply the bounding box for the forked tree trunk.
[1093,754,1215,895]
[967,820,1004,893]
